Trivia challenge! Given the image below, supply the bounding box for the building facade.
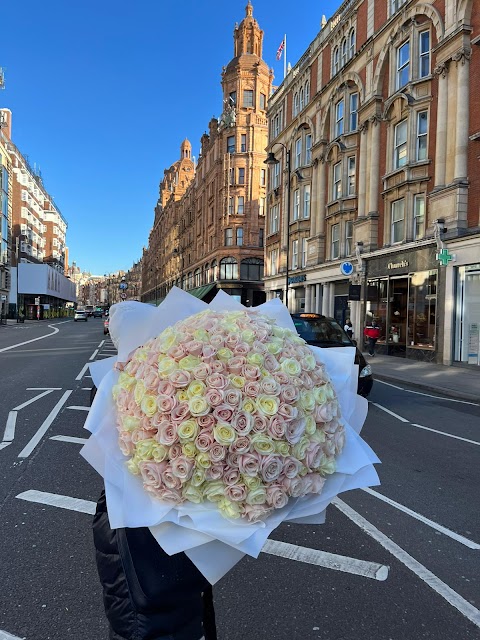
[0,125,12,319]
[142,2,272,307]
[264,0,480,366]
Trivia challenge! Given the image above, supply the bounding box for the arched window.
[293,92,299,116]
[299,88,305,112]
[333,46,339,74]
[349,28,356,59]
[240,258,264,281]
[194,268,201,287]
[304,80,310,105]
[204,263,210,284]
[187,272,193,289]
[220,257,238,280]
[211,259,217,282]
[341,38,348,67]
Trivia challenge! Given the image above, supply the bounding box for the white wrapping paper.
[81,287,380,583]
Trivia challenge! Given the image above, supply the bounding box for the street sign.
[119,282,128,290]
[340,261,354,276]
[120,293,127,300]
[436,248,455,266]
[34,297,40,305]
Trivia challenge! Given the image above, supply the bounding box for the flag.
[276,39,285,60]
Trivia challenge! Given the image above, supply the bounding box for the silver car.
[74,310,88,322]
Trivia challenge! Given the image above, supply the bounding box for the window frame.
[331,223,340,259]
[293,189,300,221]
[227,135,235,154]
[419,30,430,78]
[236,226,244,246]
[291,239,299,270]
[413,194,425,240]
[243,89,254,108]
[347,156,356,196]
[391,198,405,244]
[224,228,233,247]
[303,184,311,219]
[295,137,302,169]
[416,110,428,161]
[335,99,344,137]
[238,167,245,185]
[305,133,312,164]
[349,92,358,131]
[345,219,354,256]
[394,119,408,169]
[397,41,410,90]
[237,196,245,215]
[332,162,342,200]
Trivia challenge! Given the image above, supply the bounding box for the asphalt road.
[0,319,479,640]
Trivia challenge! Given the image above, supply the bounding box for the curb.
[374,373,479,404]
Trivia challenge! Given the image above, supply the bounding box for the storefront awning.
[186,284,216,300]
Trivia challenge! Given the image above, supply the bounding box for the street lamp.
[265,143,292,310]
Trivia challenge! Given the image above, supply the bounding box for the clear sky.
[1,0,338,276]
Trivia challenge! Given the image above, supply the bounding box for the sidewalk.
[367,353,480,403]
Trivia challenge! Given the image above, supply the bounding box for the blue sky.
[1,0,338,276]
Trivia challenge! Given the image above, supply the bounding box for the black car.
[291,313,373,397]
[93,309,103,318]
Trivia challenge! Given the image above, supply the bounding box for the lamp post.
[265,144,291,310]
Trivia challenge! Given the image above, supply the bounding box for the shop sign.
[288,274,307,284]
[436,248,455,267]
[348,284,361,301]
[387,260,409,270]
[34,297,40,305]
[340,261,354,276]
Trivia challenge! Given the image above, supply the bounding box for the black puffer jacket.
[93,491,216,640]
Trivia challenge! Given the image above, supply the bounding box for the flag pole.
[284,34,287,79]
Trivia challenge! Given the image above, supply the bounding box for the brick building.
[264,0,480,366]
[142,2,272,306]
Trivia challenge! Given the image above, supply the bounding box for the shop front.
[454,262,480,366]
[365,246,442,361]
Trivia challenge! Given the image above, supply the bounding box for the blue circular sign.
[340,261,354,276]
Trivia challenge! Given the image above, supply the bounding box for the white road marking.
[89,348,99,360]
[13,388,57,411]
[334,498,480,629]
[411,423,480,446]
[0,629,25,639]
[16,490,96,515]
[98,340,105,348]
[26,387,62,390]
[262,539,388,581]
[375,380,479,406]
[95,353,115,358]
[75,363,90,380]
[3,347,95,353]
[50,435,89,444]
[0,324,60,353]
[371,402,409,422]
[66,406,90,412]
[363,488,480,550]
[0,442,11,451]
[17,390,73,458]
[82,387,93,390]
[3,412,18,442]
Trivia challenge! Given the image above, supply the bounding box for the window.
[241,257,264,280]
[243,90,254,107]
[394,120,408,168]
[416,111,428,161]
[391,0,407,15]
[260,168,266,187]
[220,257,238,280]
[335,99,344,137]
[229,91,237,106]
[194,269,201,287]
[333,47,340,75]
[293,93,299,116]
[291,239,299,269]
[414,194,425,239]
[299,88,305,112]
[349,92,358,131]
[260,93,266,110]
[341,38,348,67]
[205,263,210,283]
[293,189,300,220]
[270,249,278,275]
[272,112,282,138]
[295,138,302,168]
[229,167,235,185]
[236,227,244,246]
[211,259,217,281]
[228,197,234,216]
[238,168,245,185]
[305,134,312,164]
[349,28,355,58]
[331,224,340,259]
[397,41,410,89]
[345,220,354,255]
[237,196,245,215]
[227,136,235,154]
[259,228,264,247]
[419,31,430,78]
[303,185,311,219]
[347,156,356,195]
[302,238,308,267]
[269,204,279,233]
[305,81,310,104]
[241,134,247,153]
[332,162,342,200]
[225,228,233,246]
[259,197,266,217]
[273,161,281,188]
[391,199,405,243]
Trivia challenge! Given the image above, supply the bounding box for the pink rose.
[169,370,192,388]
[213,404,234,423]
[226,452,240,468]
[197,414,215,429]
[118,431,135,456]
[206,373,229,390]
[144,369,160,391]
[266,485,289,509]
[157,422,179,446]
[238,452,260,476]
[231,411,254,435]
[161,465,182,490]
[274,371,290,385]
[141,416,155,431]
[263,354,280,373]
[225,333,240,349]
[125,360,140,375]
[205,388,224,407]
[131,429,151,444]
[260,455,283,483]
[252,340,267,354]
[304,443,323,469]
[229,435,251,454]
[227,356,246,374]
[225,484,247,502]
[170,402,190,423]
[206,464,224,480]
[201,344,217,361]
[158,380,175,396]
[233,342,250,357]
[210,444,227,463]
[243,364,261,381]
[267,416,286,440]
[171,456,194,480]
[253,415,267,433]
[211,361,225,373]
[140,461,167,489]
[192,363,211,380]
[324,417,340,434]
[210,334,225,349]
[223,467,241,485]
[185,339,203,356]
[284,476,305,498]
[224,389,242,406]
[308,473,326,494]
[299,372,314,389]
[283,456,302,479]
[243,504,271,523]
[166,343,187,361]
[322,438,336,457]
[152,413,169,428]
[244,381,260,397]
[153,487,182,504]
[157,394,178,413]
[280,384,299,403]
[285,418,306,445]
[169,443,183,459]
[333,426,346,454]
[261,377,280,395]
[195,431,214,452]
[278,403,298,422]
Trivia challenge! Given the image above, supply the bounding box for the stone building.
[142,2,272,307]
[264,0,480,366]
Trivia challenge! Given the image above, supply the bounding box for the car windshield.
[293,317,352,346]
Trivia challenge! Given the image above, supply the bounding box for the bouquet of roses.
[81,288,379,583]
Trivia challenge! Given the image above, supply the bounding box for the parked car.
[291,313,373,397]
[74,310,88,322]
[103,318,110,335]
[93,309,103,318]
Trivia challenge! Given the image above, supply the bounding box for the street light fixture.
[265,144,292,310]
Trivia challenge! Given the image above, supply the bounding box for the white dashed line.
[66,406,90,412]
[371,402,409,422]
[50,435,89,444]
[411,423,480,446]
[75,363,90,380]
[16,490,96,515]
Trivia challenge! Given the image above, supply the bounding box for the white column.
[305,285,312,313]
[434,63,448,186]
[321,283,330,316]
[454,50,470,180]
[358,124,368,217]
[368,118,380,214]
[315,283,322,314]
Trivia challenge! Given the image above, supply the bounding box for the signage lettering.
[387,260,409,270]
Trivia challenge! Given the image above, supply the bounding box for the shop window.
[194,269,201,287]
[211,260,217,281]
[241,257,264,281]
[455,265,480,364]
[220,257,238,280]
[408,271,436,348]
